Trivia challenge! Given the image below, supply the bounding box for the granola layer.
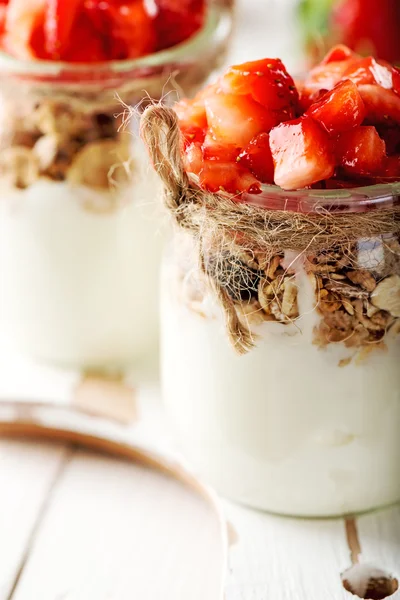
[0,92,131,193]
[177,234,400,362]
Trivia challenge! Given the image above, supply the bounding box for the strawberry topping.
[269,116,335,190]
[0,0,206,62]
[358,85,400,125]
[238,132,274,184]
[154,0,205,51]
[175,46,400,194]
[303,57,358,94]
[204,92,280,149]
[45,0,82,59]
[336,126,387,177]
[306,79,365,134]
[199,161,260,195]
[382,155,400,179]
[82,0,156,62]
[320,44,358,64]
[220,58,299,119]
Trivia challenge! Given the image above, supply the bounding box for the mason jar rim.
[0,5,229,76]
[240,181,400,213]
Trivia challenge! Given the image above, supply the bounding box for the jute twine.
[140,104,400,354]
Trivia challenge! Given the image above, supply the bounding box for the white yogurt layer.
[0,165,164,376]
[161,260,400,517]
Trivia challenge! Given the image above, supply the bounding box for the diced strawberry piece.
[269,116,335,190]
[297,83,327,112]
[382,155,400,178]
[392,67,400,97]
[154,0,205,51]
[176,85,224,148]
[336,126,386,176]
[304,58,357,94]
[29,13,48,59]
[238,132,274,184]
[180,126,205,147]
[195,82,220,102]
[0,1,8,36]
[343,57,396,90]
[320,44,358,64]
[3,0,46,59]
[358,84,400,125]
[183,142,203,175]
[44,0,81,59]
[220,58,299,118]
[297,88,313,112]
[199,161,260,195]
[83,0,156,60]
[175,83,217,123]
[376,125,400,155]
[307,79,365,134]
[202,133,239,162]
[175,97,207,131]
[204,92,280,148]
[184,138,241,183]
[61,11,108,62]
[175,89,214,146]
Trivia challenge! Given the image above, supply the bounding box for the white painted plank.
[0,439,69,600]
[358,505,400,571]
[11,449,225,600]
[224,502,351,600]
[0,347,80,405]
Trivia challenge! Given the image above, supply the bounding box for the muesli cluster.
[309,239,400,356]
[0,92,131,196]
[178,236,400,362]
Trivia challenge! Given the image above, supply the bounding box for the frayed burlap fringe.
[140,104,400,354]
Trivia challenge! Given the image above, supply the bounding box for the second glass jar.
[0,3,233,377]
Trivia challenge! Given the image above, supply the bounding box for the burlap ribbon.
[140,104,400,354]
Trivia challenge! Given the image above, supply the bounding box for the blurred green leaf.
[298,0,335,41]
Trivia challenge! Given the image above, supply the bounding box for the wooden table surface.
[0,1,399,599]
[0,431,399,600]
[0,438,225,600]
[0,376,398,600]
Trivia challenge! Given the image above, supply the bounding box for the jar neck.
[241,184,400,214]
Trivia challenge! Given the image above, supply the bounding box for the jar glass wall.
[0,3,234,378]
[161,183,400,517]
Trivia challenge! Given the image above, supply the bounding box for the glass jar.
[0,3,233,378]
[161,183,400,517]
